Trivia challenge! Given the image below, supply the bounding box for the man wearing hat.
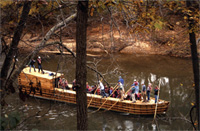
[37,56,44,74]
[118,76,124,86]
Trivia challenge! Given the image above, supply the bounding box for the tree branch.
[6,13,77,88]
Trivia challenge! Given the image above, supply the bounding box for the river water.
[2,53,196,130]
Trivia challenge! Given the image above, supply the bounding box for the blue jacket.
[132,82,139,94]
[131,87,135,94]
[118,78,124,85]
[142,85,146,92]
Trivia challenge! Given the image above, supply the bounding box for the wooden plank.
[19,74,55,90]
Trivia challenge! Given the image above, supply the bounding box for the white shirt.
[119,82,124,91]
[99,81,104,90]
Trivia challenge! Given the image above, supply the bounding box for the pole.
[87,79,103,108]
[153,78,161,121]
[92,84,119,113]
[106,86,133,111]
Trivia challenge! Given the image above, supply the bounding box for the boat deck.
[55,88,165,105]
[23,67,63,79]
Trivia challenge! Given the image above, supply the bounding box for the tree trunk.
[186,1,200,130]
[0,1,32,90]
[6,13,77,89]
[75,1,88,130]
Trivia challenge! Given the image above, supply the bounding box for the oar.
[91,83,119,113]
[153,78,161,122]
[105,86,133,111]
[87,84,99,108]
[87,79,103,108]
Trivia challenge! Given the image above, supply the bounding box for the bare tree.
[1,1,32,105]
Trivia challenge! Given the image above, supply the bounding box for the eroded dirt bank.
[18,32,193,58]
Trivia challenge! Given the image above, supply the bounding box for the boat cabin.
[18,67,64,90]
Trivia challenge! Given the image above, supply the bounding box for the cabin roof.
[22,67,64,80]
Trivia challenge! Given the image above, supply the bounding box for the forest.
[0,0,199,130]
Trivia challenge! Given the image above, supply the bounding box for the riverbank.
[18,33,192,58]
[19,16,199,58]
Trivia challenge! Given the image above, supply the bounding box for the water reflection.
[2,54,195,130]
[124,120,134,130]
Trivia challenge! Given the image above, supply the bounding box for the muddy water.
[2,54,195,130]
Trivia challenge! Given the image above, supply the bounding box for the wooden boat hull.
[19,86,169,115]
[18,67,170,115]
